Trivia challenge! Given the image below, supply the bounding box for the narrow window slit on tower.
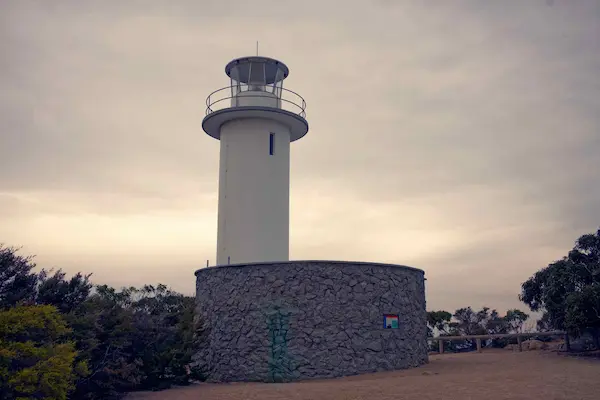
[269,133,275,155]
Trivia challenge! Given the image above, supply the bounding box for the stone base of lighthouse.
[193,261,428,382]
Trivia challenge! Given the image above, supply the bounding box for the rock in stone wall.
[194,260,428,382]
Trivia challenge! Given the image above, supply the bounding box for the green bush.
[0,305,88,400]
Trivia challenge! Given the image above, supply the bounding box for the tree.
[128,285,202,390]
[69,284,203,399]
[37,270,93,314]
[486,309,529,348]
[484,309,506,335]
[453,307,490,336]
[536,312,552,332]
[446,307,529,349]
[504,309,529,333]
[0,305,88,400]
[564,284,600,348]
[426,311,453,337]
[0,245,203,398]
[0,245,38,309]
[520,228,600,344]
[67,285,139,400]
[520,259,580,330]
[0,246,91,314]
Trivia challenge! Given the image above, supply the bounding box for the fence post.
[476,338,482,353]
[438,339,444,354]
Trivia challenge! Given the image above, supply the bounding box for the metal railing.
[205,86,306,118]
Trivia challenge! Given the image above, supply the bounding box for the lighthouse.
[195,55,428,383]
[202,56,309,266]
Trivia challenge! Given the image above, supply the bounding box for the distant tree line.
[426,307,530,351]
[0,245,204,400]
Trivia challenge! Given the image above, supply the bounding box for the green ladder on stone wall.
[266,307,293,382]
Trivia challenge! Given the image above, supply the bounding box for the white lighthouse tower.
[202,56,308,266]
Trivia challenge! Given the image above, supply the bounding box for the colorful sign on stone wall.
[383,314,399,329]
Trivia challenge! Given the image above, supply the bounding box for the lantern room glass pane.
[248,62,266,91]
[274,68,284,98]
[275,80,283,99]
[229,65,243,94]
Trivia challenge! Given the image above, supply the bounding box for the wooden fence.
[428,331,566,354]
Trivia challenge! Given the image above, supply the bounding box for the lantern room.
[225,56,289,97]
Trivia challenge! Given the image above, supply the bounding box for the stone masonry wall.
[194,261,428,382]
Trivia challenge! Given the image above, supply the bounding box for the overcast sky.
[1,0,599,317]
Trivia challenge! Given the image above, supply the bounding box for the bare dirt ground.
[128,350,600,400]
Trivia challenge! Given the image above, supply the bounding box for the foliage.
[128,285,202,389]
[452,307,496,348]
[520,259,577,330]
[0,245,92,314]
[0,305,88,400]
[504,309,530,333]
[536,312,552,332]
[426,311,453,337]
[428,307,530,351]
[0,245,203,400]
[67,284,203,399]
[67,285,139,399]
[453,307,493,336]
[520,228,600,341]
[37,270,93,314]
[0,245,38,309]
[564,284,600,349]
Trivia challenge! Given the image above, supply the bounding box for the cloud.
[1,0,599,313]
